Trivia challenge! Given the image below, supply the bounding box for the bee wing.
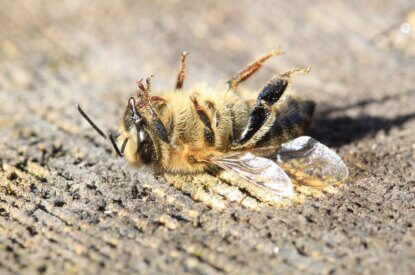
[210,152,294,197]
[275,136,349,186]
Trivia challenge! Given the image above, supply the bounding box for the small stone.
[273,246,280,254]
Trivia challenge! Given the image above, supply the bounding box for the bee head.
[121,97,159,165]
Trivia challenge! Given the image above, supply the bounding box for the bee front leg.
[137,78,171,143]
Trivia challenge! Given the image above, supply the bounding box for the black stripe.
[196,109,212,129]
[228,105,238,141]
[191,97,215,146]
[204,128,215,145]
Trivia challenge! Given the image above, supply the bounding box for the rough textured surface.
[1,1,415,274]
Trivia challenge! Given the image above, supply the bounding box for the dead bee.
[77,49,348,206]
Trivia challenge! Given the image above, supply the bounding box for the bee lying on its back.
[78,50,348,208]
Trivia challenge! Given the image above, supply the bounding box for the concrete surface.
[0,1,414,274]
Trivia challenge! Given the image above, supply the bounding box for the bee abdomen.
[255,98,315,147]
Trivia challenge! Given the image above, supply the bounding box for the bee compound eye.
[136,130,157,165]
[138,139,156,164]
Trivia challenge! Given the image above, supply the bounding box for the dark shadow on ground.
[309,90,415,147]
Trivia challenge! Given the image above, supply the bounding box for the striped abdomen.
[254,97,315,148]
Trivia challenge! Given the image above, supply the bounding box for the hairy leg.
[175,51,188,90]
[226,49,283,91]
[164,173,268,210]
[137,77,170,143]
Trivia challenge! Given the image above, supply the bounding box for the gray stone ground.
[0,1,415,274]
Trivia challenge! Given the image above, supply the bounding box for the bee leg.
[232,74,289,146]
[175,51,188,90]
[165,173,261,210]
[150,96,167,108]
[164,174,227,211]
[226,48,283,91]
[150,115,170,143]
[218,170,291,207]
[232,67,311,147]
[137,78,170,143]
[200,172,261,210]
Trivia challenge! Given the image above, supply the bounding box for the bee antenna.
[77,104,107,139]
[109,130,123,157]
[120,137,129,155]
[77,104,124,157]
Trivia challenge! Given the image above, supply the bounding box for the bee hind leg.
[232,67,311,148]
[226,49,283,91]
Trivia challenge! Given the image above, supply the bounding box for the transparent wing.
[275,136,349,186]
[210,152,294,197]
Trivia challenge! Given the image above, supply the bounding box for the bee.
[77,49,348,208]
